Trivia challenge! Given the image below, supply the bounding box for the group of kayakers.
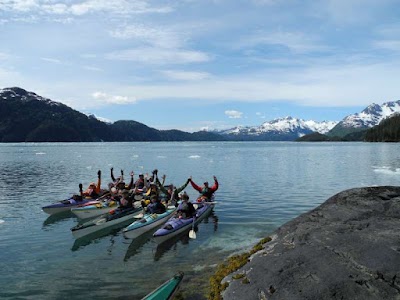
[76,168,219,219]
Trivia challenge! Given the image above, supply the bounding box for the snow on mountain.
[340,100,400,128]
[0,87,61,107]
[220,117,337,137]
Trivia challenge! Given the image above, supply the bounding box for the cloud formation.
[92,91,136,105]
[225,110,243,119]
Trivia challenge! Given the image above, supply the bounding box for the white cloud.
[41,57,62,64]
[0,0,173,16]
[105,47,210,65]
[237,30,327,53]
[92,91,136,104]
[110,24,184,49]
[83,65,103,72]
[162,70,211,81]
[225,110,243,119]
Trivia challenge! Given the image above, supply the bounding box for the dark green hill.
[296,131,366,142]
[0,87,225,142]
[365,114,400,142]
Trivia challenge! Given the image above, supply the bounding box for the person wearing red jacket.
[190,176,218,201]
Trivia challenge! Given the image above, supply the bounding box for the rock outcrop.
[222,186,400,300]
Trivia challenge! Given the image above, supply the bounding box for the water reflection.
[123,229,156,261]
[71,227,122,252]
[154,230,192,261]
[42,211,75,228]
[154,211,219,261]
[203,211,219,232]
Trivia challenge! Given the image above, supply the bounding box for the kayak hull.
[71,200,118,219]
[42,198,95,215]
[153,203,214,244]
[142,272,184,300]
[71,207,142,239]
[123,207,176,239]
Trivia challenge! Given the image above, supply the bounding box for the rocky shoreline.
[220,186,400,300]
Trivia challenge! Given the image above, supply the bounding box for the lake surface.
[1,142,399,299]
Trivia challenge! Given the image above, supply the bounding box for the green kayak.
[142,272,184,300]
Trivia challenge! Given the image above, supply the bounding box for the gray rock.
[222,186,400,300]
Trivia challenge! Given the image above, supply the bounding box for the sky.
[1,0,400,132]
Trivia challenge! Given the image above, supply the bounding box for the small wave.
[132,155,139,158]
[189,155,201,159]
[0,220,4,224]
[35,152,46,155]
[157,156,166,158]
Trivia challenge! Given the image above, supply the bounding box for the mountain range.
[217,100,400,140]
[1,87,399,142]
[0,87,224,142]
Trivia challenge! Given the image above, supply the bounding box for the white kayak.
[71,199,119,219]
[71,206,142,239]
[123,206,177,239]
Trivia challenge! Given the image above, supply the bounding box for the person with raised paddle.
[189,175,219,202]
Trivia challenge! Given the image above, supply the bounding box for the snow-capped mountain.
[218,117,338,141]
[341,100,400,128]
[329,100,400,137]
[0,87,62,107]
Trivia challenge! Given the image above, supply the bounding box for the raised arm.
[190,177,202,192]
[110,167,116,182]
[176,178,190,193]
[127,171,134,190]
[210,176,219,192]
[95,170,102,193]
[156,175,168,195]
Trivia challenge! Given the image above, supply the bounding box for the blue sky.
[1,0,400,132]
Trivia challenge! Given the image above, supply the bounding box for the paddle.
[189,216,196,239]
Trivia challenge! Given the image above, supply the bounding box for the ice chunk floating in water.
[0,220,4,224]
[373,166,400,175]
[189,155,201,159]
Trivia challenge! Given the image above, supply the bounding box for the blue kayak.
[123,206,176,239]
[153,202,214,244]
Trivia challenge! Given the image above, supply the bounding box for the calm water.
[1,142,399,299]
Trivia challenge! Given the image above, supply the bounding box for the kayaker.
[82,170,102,198]
[146,195,166,214]
[134,173,145,190]
[118,189,134,209]
[110,168,123,187]
[176,192,195,219]
[156,174,191,206]
[190,176,218,201]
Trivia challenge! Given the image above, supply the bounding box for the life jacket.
[201,187,212,198]
[178,202,189,211]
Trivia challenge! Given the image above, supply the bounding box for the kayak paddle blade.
[189,229,196,239]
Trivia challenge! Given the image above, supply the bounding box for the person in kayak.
[82,170,102,198]
[118,190,134,210]
[176,192,195,219]
[134,173,145,190]
[109,167,126,190]
[190,176,218,201]
[146,195,166,214]
[156,174,190,206]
